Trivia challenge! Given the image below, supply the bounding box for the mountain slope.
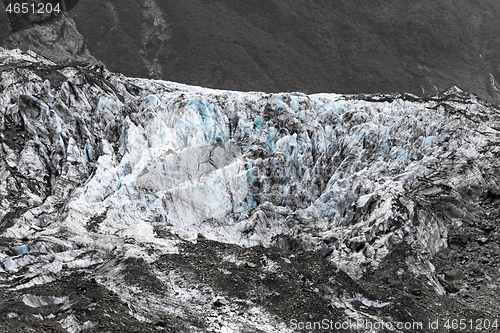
[0,2,96,66]
[71,0,500,103]
[1,48,500,332]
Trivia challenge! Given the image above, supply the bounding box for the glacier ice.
[2,48,500,264]
[1,48,500,330]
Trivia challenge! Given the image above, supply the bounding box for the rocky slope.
[1,48,499,332]
[0,1,96,66]
[68,0,500,104]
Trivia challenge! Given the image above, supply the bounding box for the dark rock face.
[63,0,78,11]
[0,1,13,43]
[2,0,80,33]
[0,1,94,66]
[70,0,500,104]
[4,0,57,33]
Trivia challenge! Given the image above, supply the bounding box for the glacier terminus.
[1,48,500,332]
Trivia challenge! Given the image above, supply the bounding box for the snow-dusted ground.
[1,48,500,331]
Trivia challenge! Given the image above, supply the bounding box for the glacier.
[1,48,500,332]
